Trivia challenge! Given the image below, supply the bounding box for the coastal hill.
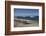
[14,16,39,20]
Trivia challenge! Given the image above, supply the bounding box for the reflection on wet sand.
[14,18,39,27]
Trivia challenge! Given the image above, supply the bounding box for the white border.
[11,5,42,31]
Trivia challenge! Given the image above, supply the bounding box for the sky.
[14,8,39,16]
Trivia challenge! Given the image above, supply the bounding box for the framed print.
[5,1,45,35]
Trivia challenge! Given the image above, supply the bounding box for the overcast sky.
[14,8,39,16]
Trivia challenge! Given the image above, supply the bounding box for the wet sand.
[14,19,39,27]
